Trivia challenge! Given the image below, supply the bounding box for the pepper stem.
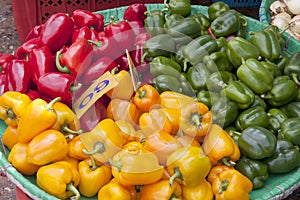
[6,108,16,120]
[62,126,83,135]
[109,158,122,171]
[137,88,147,99]
[170,194,180,200]
[221,157,236,167]
[183,61,188,72]
[89,155,98,171]
[69,83,82,92]
[141,52,148,64]
[240,16,248,27]
[66,182,80,200]
[190,112,203,130]
[291,73,300,86]
[82,142,106,156]
[55,51,71,74]
[88,39,103,47]
[47,97,61,110]
[218,179,229,194]
[229,131,242,137]
[169,167,182,187]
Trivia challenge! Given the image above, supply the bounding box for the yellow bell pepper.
[142,130,182,165]
[139,180,182,200]
[79,118,123,164]
[107,98,141,126]
[78,158,112,197]
[207,165,233,185]
[63,155,79,170]
[52,101,82,135]
[160,91,196,110]
[163,107,180,135]
[97,178,137,200]
[110,141,164,186]
[175,134,201,148]
[212,168,253,200]
[182,179,214,200]
[167,146,212,187]
[36,160,81,200]
[115,120,142,144]
[17,97,61,143]
[180,102,213,137]
[68,135,90,161]
[139,108,172,137]
[0,91,31,126]
[8,143,40,175]
[26,129,69,166]
[203,124,240,166]
[2,125,18,150]
[133,84,161,113]
[106,70,134,100]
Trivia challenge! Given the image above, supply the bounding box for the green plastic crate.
[1,4,300,200]
[259,0,273,24]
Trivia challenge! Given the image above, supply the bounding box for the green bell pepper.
[186,62,210,91]
[167,16,203,45]
[215,37,228,53]
[151,56,182,72]
[164,13,184,31]
[203,51,233,72]
[182,35,218,71]
[261,75,297,107]
[264,25,285,49]
[191,13,210,32]
[225,126,239,144]
[284,51,300,86]
[264,139,300,174]
[261,60,281,78]
[221,80,255,110]
[278,118,300,146]
[144,10,166,36]
[235,106,270,131]
[180,75,196,97]
[235,156,269,189]
[207,1,230,21]
[237,126,277,160]
[210,10,242,37]
[274,52,290,74]
[268,108,288,133]
[249,26,281,60]
[280,102,300,118]
[226,36,260,68]
[211,97,239,128]
[250,94,267,110]
[164,0,191,17]
[142,34,176,62]
[206,71,237,92]
[152,74,182,94]
[150,60,182,79]
[196,90,219,109]
[237,58,273,94]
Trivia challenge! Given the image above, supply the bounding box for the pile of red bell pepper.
[0,3,151,108]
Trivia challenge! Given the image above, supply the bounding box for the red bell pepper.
[79,56,119,84]
[14,37,42,59]
[56,38,93,76]
[25,24,43,41]
[129,32,152,67]
[37,72,81,106]
[27,90,41,101]
[88,36,122,61]
[6,59,32,93]
[72,9,100,31]
[94,13,105,32]
[128,20,146,36]
[29,46,55,85]
[71,26,99,43]
[39,13,74,53]
[79,98,107,132]
[123,3,147,22]
[0,54,15,73]
[0,73,7,96]
[114,54,129,71]
[104,18,135,53]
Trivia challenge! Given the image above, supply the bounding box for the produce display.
[0,1,300,200]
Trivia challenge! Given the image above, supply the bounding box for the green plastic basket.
[259,0,273,24]
[1,4,300,200]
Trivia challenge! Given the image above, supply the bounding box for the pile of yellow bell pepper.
[0,80,253,200]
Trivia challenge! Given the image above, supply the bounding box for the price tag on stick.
[126,49,140,91]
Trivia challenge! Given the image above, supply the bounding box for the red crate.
[11,0,211,43]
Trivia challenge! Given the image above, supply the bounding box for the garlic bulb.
[289,15,300,34]
[271,12,292,30]
[285,0,300,15]
[269,0,288,15]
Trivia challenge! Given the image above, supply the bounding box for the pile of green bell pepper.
[141,1,300,185]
